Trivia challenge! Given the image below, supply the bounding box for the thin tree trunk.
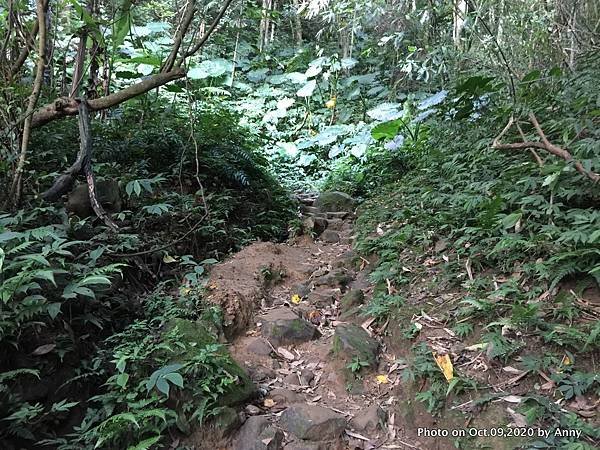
[453,0,467,48]
[292,0,302,46]
[8,0,47,206]
[568,1,579,70]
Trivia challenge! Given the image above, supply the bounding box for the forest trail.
[190,193,433,450]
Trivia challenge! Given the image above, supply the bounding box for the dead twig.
[492,113,599,183]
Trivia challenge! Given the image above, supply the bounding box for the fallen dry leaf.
[376,374,389,384]
[277,347,295,361]
[433,353,454,381]
[501,395,523,403]
[345,430,370,441]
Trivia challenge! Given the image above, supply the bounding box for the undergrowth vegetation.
[350,58,600,448]
[2,0,599,448]
[0,103,293,448]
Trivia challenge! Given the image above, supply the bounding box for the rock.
[284,373,301,385]
[320,229,340,243]
[307,289,338,307]
[234,416,284,450]
[331,251,356,269]
[268,388,302,405]
[349,404,387,432]
[292,282,312,298]
[245,404,262,415]
[314,191,356,213]
[66,179,122,218]
[325,211,350,220]
[246,337,273,356]
[325,219,345,231]
[300,205,321,215]
[260,308,320,346]
[165,319,255,406]
[284,441,342,450]
[249,365,276,381]
[279,404,346,441]
[338,305,361,321]
[340,289,364,313]
[434,238,448,253]
[332,323,379,368]
[300,369,314,385]
[312,269,352,288]
[214,406,243,437]
[303,216,328,236]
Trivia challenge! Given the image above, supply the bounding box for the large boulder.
[279,404,346,441]
[260,308,320,346]
[332,323,379,368]
[314,191,356,213]
[66,179,122,218]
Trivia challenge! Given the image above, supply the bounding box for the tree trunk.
[8,0,47,206]
[453,0,467,48]
[292,0,302,46]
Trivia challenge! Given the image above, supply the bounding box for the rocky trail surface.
[189,192,428,450]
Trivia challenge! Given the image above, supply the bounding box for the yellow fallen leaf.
[291,294,301,304]
[434,353,454,381]
[375,374,389,384]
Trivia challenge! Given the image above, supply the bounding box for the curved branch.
[29,68,186,128]
[161,0,196,73]
[177,0,235,64]
[492,113,599,183]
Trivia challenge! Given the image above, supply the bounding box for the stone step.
[300,205,321,215]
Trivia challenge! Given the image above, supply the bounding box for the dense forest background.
[0,0,599,449]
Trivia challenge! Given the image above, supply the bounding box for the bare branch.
[177,0,235,64]
[29,68,186,128]
[492,113,599,183]
[161,0,196,73]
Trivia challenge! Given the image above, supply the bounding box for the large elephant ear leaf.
[297,80,316,98]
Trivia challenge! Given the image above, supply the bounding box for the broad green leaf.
[79,275,111,286]
[155,377,170,395]
[371,119,402,140]
[305,65,322,78]
[116,372,129,387]
[112,0,132,50]
[127,435,162,450]
[47,302,61,320]
[164,372,184,388]
[501,212,522,229]
[34,270,56,286]
[296,80,316,98]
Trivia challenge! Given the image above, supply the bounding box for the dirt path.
[194,192,431,450]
